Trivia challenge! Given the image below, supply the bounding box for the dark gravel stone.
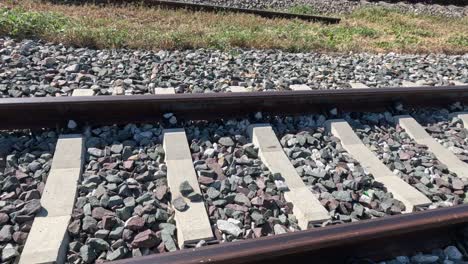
[179,180,195,196]
[173,196,188,212]
[131,229,160,248]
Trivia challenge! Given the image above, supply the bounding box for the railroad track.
[52,0,341,23]
[2,84,468,264]
[359,0,467,7]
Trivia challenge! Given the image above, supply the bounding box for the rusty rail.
[361,0,466,7]
[0,85,467,130]
[109,204,468,264]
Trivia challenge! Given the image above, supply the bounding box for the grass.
[286,4,318,15]
[0,0,467,54]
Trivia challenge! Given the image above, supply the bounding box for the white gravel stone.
[444,246,463,260]
[67,120,77,129]
[216,220,242,237]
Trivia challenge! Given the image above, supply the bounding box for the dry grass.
[0,0,467,53]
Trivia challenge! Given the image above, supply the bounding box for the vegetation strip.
[0,0,467,53]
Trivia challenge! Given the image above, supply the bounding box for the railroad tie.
[19,135,84,264]
[326,119,431,211]
[289,84,311,91]
[454,112,468,127]
[396,115,468,179]
[71,88,95,96]
[162,129,214,248]
[229,86,248,92]
[401,81,427,87]
[248,124,329,229]
[451,80,466,86]
[348,82,369,89]
[154,87,176,94]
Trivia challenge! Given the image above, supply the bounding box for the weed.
[287,5,318,15]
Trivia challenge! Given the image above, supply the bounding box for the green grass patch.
[286,5,318,15]
[319,26,379,48]
[448,35,468,47]
[0,3,467,54]
[350,7,397,22]
[0,7,68,38]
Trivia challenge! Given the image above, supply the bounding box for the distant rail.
[54,0,341,23]
[359,0,466,7]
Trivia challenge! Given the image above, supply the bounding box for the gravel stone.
[106,246,127,261]
[82,216,98,233]
[0,130,56,263]
[234,193,251,207]
[444,245,463,260]
[410,254,439,263]
[218,137,235,147]
[125,216,145,231]
[131,229,160,248]
[87,238,110,251]
[273,224,288,235]
[161,231,177,252]
[216,220,242,237]
[1,37,467,97]
[0,226,13,243]
[174,0,467,17]
[172,196,188,211]
[1,244,19,262]
[79,245,97,263]
[179,180,195,196]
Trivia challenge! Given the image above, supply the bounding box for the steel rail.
[361,0,466,7]
[109,204,468,264]
[59,0,341,23]
[1,85,468,130]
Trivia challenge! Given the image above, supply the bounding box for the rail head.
[0,85,467,130]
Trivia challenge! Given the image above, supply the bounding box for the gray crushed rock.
[1,37,466,97]
[186,121,300,242]
[349,110,468,209]
[66,124,178,263]
[174,0,468,17]
[278,127,405,226]
[0,130,57,264]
